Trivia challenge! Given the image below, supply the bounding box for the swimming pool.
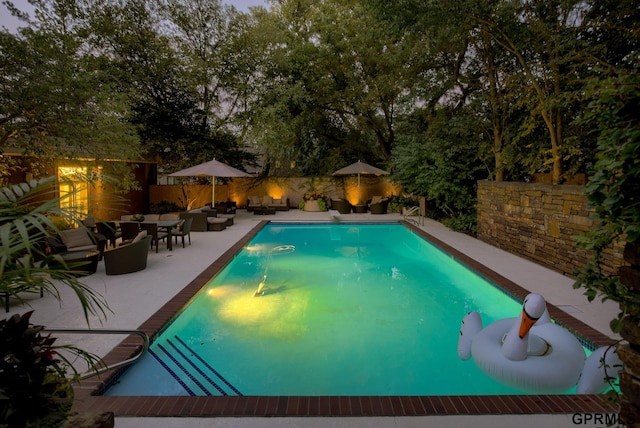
[104,223,588,397]
[75,220,615,417]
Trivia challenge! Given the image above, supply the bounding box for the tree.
[247,0,421,175]
[573,0,640,331]
[84,0,255,173]
[474,0,592,184]
[0,0,142,188]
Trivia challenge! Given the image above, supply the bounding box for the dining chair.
[96,221,121,248]
[140,222,168,253]
[172,217,193,248]
[81,216,97,231]
[119,222,141,246]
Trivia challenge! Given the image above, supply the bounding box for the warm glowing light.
[207,286,237,298]
[215,287,311,341]
[265,183,284,199]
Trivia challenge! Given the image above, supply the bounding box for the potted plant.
[0,311,97,427]
[298,192,328,212]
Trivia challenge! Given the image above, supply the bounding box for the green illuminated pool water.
[104,223,584,396]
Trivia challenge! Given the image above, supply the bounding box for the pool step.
[149,335,242,396]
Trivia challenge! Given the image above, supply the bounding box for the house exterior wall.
[477,180,624,277]
[1,156,155,222]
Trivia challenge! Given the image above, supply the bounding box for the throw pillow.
[60,229,94,248]
[131,230,148,244]
[250,196,262,205]
[262,195,273,204]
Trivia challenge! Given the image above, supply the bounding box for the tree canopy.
[1,0,637,228]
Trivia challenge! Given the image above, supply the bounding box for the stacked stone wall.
[477,180,623,277]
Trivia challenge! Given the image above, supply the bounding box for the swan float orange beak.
[518,308,540,338]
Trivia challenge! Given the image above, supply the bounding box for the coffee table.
[253,207,276,215]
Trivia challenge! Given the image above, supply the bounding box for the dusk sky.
[1,0,270,32]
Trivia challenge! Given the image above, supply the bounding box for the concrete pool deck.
[15,209,621,427]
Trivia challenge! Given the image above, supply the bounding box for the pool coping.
[71,220,619,417]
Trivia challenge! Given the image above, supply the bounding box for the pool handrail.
[43,328,149,381]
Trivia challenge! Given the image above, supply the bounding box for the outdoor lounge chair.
[103,235,151,275]
[331,198,353,214]
[59,228,100,253]
[369,197,389,214]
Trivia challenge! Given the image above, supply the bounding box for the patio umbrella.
[168,158,251,204]
[332,160,389,204]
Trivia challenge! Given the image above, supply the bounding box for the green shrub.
[148,200,184,214]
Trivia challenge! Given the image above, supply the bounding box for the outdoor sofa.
[246,196,290,211]
[179,210,227,231]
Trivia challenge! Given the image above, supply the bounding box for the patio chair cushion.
[60,229,97,252]
[371,195,383,204]
[131,230,147,244]
[262,195,273,204]
[249,196,262,205]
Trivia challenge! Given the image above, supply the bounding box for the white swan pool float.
[457,293,622,394]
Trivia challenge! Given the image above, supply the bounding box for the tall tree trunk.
[541,107,563,184]
[483,29,505,182]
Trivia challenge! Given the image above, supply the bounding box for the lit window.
[58,166,88,216]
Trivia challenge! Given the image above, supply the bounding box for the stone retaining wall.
[477,180,623,277]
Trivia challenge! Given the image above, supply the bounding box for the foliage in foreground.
[574,72,640,332]
[0,311,100,427]
[0,177,109,321]
[0,177,109,426]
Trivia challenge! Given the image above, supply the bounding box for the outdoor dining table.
[114,220,181,251]
[141,220,181,251]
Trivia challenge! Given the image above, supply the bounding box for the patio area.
[16,209,620,427]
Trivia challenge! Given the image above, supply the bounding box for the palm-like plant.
[0,176,109,321]
[0,176,110,425]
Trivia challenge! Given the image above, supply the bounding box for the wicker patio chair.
[172,217,193,248]
[140,222,168,253]
[119,221,141,246]
[103,235,151,275]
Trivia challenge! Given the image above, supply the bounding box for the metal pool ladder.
[403,206,424,226]
[44,328,149,381]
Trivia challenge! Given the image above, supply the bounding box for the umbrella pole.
[212,176,216,206]
[357,174,361,204]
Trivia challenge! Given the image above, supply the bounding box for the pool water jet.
[254,244,296,297]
